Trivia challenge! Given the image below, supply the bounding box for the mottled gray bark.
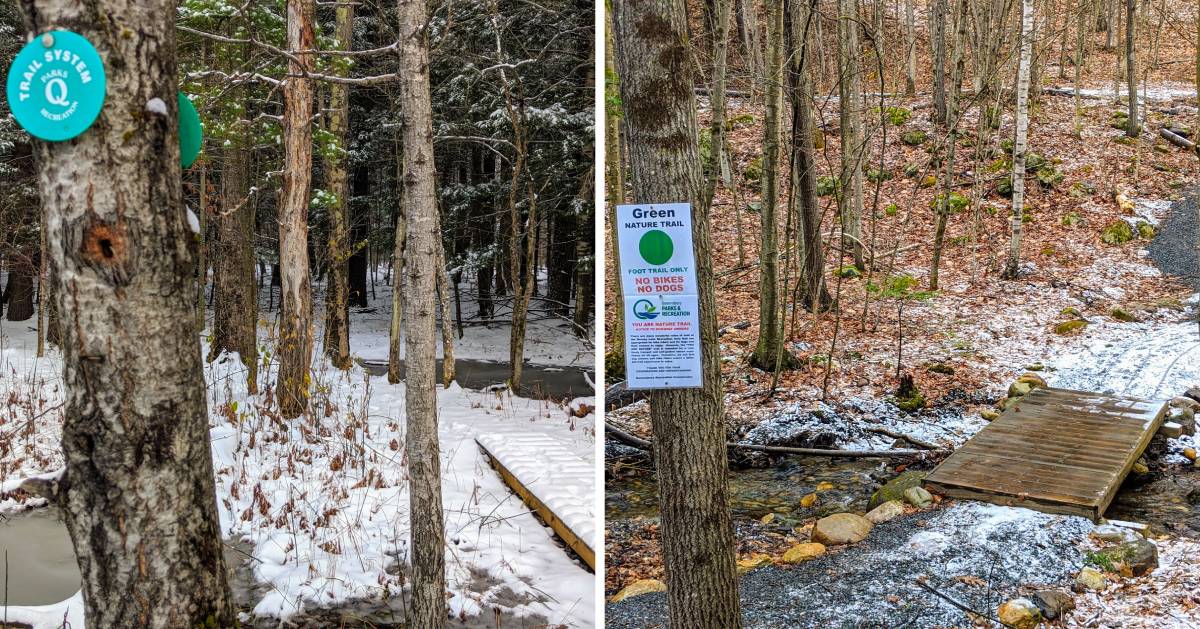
[17,0,237,625]
[397,0,447,625]
[612,0,743,624]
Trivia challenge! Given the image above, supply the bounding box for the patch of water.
[0,509,78,607]
[606,456,886,530]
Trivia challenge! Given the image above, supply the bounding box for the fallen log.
[604,422,945,459]
[1159,127,1196,150]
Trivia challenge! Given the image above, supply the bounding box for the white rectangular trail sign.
[616,202,702,389]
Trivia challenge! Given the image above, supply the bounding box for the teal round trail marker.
[5,31,106,142]
[178,93,202,168]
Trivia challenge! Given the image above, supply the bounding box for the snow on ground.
[1067,537,1200,628]
[0,308,597,627]
[1052,82,1199,103]
[606,501,1095,628]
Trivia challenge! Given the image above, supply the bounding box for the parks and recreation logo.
[5,31,107,142]
[632,299,659,320]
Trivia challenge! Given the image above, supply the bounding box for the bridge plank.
[924,387,1166,521]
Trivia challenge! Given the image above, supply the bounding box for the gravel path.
[606,502,1092,628]
[1146,189,1200,289]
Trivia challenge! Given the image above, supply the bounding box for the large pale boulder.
[811,513,873,546]
[781,542,826,564]
[998,598,1042,629]
[865,500,905,524]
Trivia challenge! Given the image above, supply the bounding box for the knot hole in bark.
[82,222,125,264]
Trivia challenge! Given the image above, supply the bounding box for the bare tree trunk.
[1003,0,1035,279]
[387,185,406,385]
[323,1,354,370]
[17,1,237,624]
[904,0,916,95]
[752,0,789,371]
[196,162,208,329]
[930,0,967,290]
[1124,0,1138,136]
[605,5,625,375]
[612,0,743,624]
[791,0,832,311]
[4,262,33,322]
[737,0,765,101]
[397,0,446,625]
[278,0,316,418]
[435,210,456,386]
[494,6,536,392]
[1073,0,1088,136]
[838,0,866,270]
[210,31,258,393]
[931,0,948,123]
[36,225,46,356]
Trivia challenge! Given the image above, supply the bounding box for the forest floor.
[0,282,597,628]
[604,30,1200,625]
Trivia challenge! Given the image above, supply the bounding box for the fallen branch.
[914,577,1015,629]
[603,422,944,459]
[731,443,942,458]
[863,426,943,450]
[605,423,653,450]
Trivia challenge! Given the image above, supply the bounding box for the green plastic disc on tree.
[178,92,202,168]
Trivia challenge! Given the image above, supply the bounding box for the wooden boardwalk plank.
[923,387,1166,521]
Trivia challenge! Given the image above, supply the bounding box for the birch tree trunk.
[837,0,865,270]
[278,0,316,418]
[612,0,742,624]
[323,1,354,370]
[17,0,237,625]
[752,0,790,370]
[397,0,446,625]
[1003,0,1035,279]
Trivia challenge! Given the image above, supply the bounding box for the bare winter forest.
[0,0,595,627]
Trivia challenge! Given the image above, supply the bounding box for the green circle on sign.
[5,31,106,142]
[639,230,674,266]
[178,93,202,168]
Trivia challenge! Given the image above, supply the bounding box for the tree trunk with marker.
[17,0,237,625]
[612,0,743,624]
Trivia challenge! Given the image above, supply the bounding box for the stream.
[359,358,594,402]
[606,189,1200,627]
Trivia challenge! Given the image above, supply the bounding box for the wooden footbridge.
[924,387,1168,521]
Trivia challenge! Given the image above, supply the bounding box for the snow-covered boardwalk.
[477,433,597,568]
